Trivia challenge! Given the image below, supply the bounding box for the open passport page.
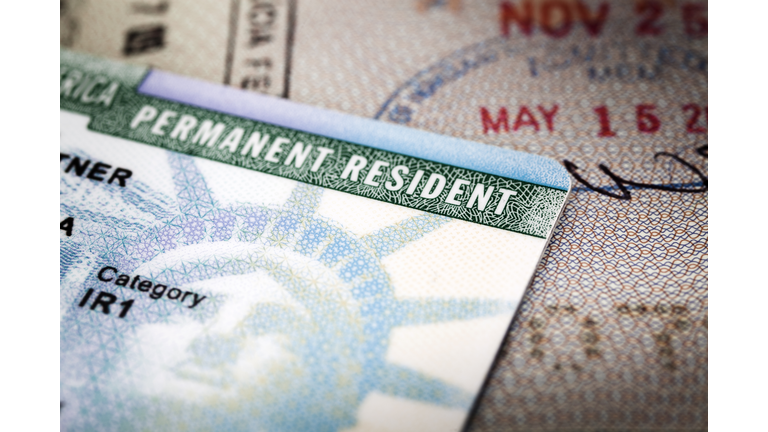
[61,1,708,429]
[60,49,571,431]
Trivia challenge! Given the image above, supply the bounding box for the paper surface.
[61,1,708,430]
[60,50,569,432]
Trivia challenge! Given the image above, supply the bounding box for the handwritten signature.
[563,145,707,200]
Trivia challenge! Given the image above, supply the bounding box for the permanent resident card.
[60,49,571,432]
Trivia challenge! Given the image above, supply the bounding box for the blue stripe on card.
[138,70,571,191]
